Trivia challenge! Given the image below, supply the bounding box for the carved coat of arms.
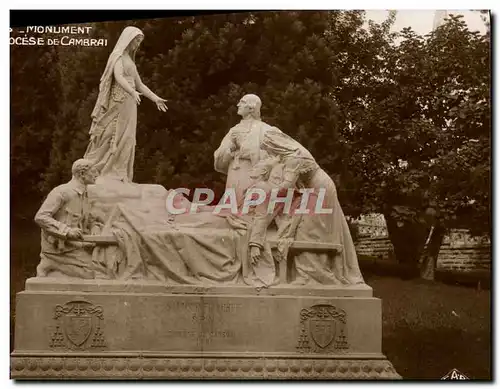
[49,300,106,350]
[296,304,349,353]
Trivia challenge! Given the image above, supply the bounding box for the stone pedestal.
[11,278,400,379]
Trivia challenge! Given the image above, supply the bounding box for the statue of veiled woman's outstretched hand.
[154,97,168,112]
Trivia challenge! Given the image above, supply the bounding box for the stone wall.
[351,214,394,261]
[352,215,491,273]
[354,236,394,260]
[437,229,491,272]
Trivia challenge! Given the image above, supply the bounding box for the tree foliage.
[341,14,490,274]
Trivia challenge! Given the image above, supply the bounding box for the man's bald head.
[237,94,262,119]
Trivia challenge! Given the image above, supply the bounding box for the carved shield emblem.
[296,304,348,353]
[64,315,92,346]
[310,319,336,348]
[50,300,106,350]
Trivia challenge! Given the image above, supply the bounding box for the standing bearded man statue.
[214,94,281,205]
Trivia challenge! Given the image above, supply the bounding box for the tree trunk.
[384,212,431,279]
[420,224,446,280]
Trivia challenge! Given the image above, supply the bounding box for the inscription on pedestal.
[164,301,242,346]
[49,300,107,350]
[296,304,349,353]
[165,330,236,346]
[164,301,242,314]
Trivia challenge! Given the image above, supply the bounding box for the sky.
[364,10,488,35]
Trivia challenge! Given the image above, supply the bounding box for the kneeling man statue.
[34,159,103,279]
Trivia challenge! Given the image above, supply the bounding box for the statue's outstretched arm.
[134,68,168,112]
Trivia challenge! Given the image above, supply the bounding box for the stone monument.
[10,27,400,380]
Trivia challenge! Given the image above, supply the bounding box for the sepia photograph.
[8,8,491,381]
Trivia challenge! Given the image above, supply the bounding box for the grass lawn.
[366,273,491,380]
[10,219,491,380]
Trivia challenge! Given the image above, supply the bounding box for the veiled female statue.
[84,26,168,182]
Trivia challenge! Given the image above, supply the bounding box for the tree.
[342,14,490,278]
[10,32,61,205]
